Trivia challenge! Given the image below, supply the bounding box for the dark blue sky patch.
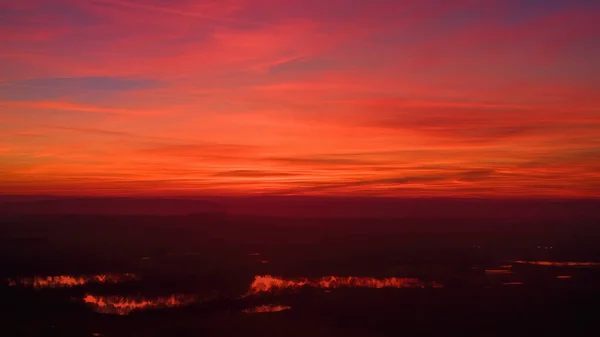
[1,2,105,29]
[7,77,160,91]
[0,77,161,101]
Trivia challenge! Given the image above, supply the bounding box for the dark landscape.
[2,197,600,337]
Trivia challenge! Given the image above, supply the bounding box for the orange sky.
[1,0,599,197]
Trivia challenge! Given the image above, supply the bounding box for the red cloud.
[1,0,598,196]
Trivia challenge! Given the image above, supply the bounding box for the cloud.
[269,156,376,166]
[0,77,161,101]
[213,170,298,178]
[91,0,245,23]
[456,170,496,182]
[47,126,139,137]
[1,0,599,197]
[0,100,163,116]
[6,76,160,91]
[272,174,457,195]
[139,143,257,159]
[403,3,600,69]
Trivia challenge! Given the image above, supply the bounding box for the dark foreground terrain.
[1,209,600,337]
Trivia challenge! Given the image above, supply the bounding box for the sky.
[0,0,599,197]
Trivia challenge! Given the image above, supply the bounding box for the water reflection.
[243,304,291,314]
[246,275,441,295]
[7,273,136,288]
[83,294,196,315]
[513,261,600,267]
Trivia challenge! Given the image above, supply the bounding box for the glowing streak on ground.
[246,275,441,295]
[556,275,572,279]
[7,274,136,288]
[502,281,524,285]
[83,294,196,315]
[485,269,513,275]
[243,304,292,313]
[512,261,600,267]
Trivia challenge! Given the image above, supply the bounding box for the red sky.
[1,0,599,197]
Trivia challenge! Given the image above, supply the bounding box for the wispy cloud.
[0,100,164,116]
[1,0,598,196]
[91,0,245,23]
[213,170,298,178]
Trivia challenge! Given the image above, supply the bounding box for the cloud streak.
[0,0,598,197]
